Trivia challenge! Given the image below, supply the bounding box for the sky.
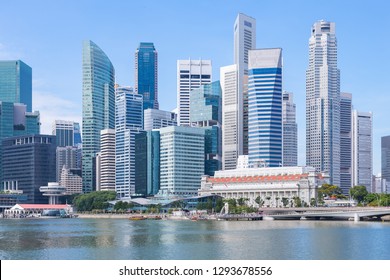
[0,0,389,174]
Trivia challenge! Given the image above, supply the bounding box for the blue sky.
[0,0,389,173]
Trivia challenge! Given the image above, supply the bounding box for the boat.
[128,216,146,220]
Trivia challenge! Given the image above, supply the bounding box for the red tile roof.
[17,204,71,210]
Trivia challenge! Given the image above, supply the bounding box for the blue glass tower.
[115,86,143,198]
[0,60,32,112]
[248,48,282,167]
[135,42,158,110]
[82,40,115,193]
[190,81,222,176]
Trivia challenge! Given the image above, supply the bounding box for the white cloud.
[33,91,82,135]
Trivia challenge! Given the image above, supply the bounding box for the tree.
[349,185,368,204]
[255,196,264,207]
[292,196,302,207]
[73,191,117,212]
[310,198,317,207]
[281,197,289,207]
[318,184,345,200]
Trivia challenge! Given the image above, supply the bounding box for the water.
[0,218,389,260]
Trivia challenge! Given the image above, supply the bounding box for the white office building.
[282,91,298,167]
[340,92,352,194]
[143,108,177,131]
[177,59,211,126]
[352,110,372,190]
[97,129,116,192]
[306,20,340,186]
[159,126,205,196]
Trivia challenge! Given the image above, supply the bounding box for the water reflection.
[1,219,390,259]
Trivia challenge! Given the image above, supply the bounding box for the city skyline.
[0,1,389,173]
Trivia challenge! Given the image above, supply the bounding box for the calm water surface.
[0,218,389,260]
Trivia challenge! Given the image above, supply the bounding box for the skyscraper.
[282,91,298,167]
[340,92,352,194]
[352,111,372,190]
[82,40,115,193]
[56,146,82,182]
[143,108,177,131]
[159,126,205,196]
[190,81,222,175]
[96,129,116,192]
[220,64,239,170]
[0,60,32,111]
[248,48,283,167]
[306,20,340,186]
[234,13,256,156]
[381,136,390,184]
[2,135,56,204]
[115,86,143,198]
[135,42,158,110]
[52,120,81,147]
[177,59,211,126]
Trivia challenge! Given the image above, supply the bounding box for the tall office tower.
[339,92,352,194]
[306,20,340,186]
[135,42,158,110]
[56,146,82,182]
[282,91,298,166]
[177,59,211,126]
[115,86,143,198]
[0,102,40,182]
[234,13,256,156]
[82,40,115,193]
[190,81,222,176]
[352,111,372,190]
[60,166,82,195]
[248,48,283,167]
[143,108,177,131]
[0,60,32,111]
[159,126,205,196]
[2,135,56,204]
[135,130,161,196]
[52,120,81,147]
[96,129,115,192]
[381,136,390,183]
[220,64,239,170]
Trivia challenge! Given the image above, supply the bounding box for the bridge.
[261,207,390,222]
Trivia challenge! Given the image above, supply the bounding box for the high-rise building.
[352,111,372,190]
[306,20,340,186]
[52,120,81,147]
[159,126,205,196]
[177,59,211,126]
[143,108,177,131]
[2,135,56,204]
[282,91,298,166]
[60,167,82,195]
[115,86,143,198]
[135,42,158,110]
[56,146,82,182]
[190,81,222,175]
[96,129,115,192]
[82,40,115,193]
[0,60,32,111]
[340,92,352,194]
[234,13,256,156]
[381,136,390,184]
[220,64,239,170]
[248,48,283,167]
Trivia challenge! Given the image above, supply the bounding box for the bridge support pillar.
[354,213,360,222]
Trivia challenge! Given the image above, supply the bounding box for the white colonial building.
[199,162,328,207]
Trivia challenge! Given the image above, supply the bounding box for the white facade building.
[199,166,328,207]
[352,110,373,190]
[340,92,352,194]
[177,59,211,126]
[220,64,239,170]
[143,108,177,131]
[98,129,116,192]
[306,20,340,186]
[159,126,205,196]
[282,91,298,166]
[60,166,82,195]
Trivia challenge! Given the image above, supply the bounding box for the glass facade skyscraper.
[340,92,352,194]
[135,42,158,110]
[282,91,298,167]
[248,48,283,167]
[0,60,32,112]
[115,86,143,198]
[306,21,340,186]
[190,81,222,176]
[52,120,81,147]
[82,40,115,193]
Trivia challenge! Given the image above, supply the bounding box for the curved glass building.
[82,40,115,193]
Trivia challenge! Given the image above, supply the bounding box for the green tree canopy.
[73,191,117,212]
[349,185,368,203]
[318,184,345,199]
